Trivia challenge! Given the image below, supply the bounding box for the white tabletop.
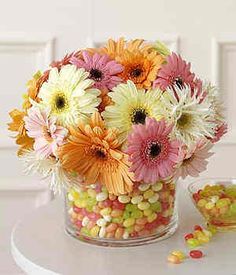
[11,187,236,275]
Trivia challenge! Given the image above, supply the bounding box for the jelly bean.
[100,207,112,216]
[138,202,150,210]
[138,183,150,191]
[112,200,126,210]
[88,212,100,221]
[123,218,135,228]
[92,205,101,214]
[143,209,153,217]
[123,211,130,219]
[109,194,117,201]
[184,233,194,241]
[202,229,213,238]
[103,215,112,222]
[171,251,186,260]
[106,232,115,238]
[189,250,203,259]
[68,189,80,200]
[197,199,207,208]
[87,189,97,198]
[122,231,129,239]
[148,194,159,204]
[82,216,90,227]
[112,217,124,224]
[125,203,137,212]
[151,182,163,192]
[131,210,143,219]
[186,238,200,248]
[118,195,131,204]
[96,192,108,202]
[136,217,148,225]
[70,211,78,220]
[77,214,84,221]
[106,223,118,233]
[193,230,205,239]
[87,221,96,230]
[197,235,210,244]
[115,227,124,239]
[138,229,150,236]
[205,202,215,210]
[111,209,123,218]
[144,189,154,199]
[103,200,113,208]
[194,225,203,231]
[150,201,162,212]
[81,208,88,216]
[99,227,106,238]
[96,218,107,227]
[126,226,135,234]
[167,254,181,264]
[147,213,157,223]
[207,224,217,235]
[75,220,82,228]
[131,195,143,204]
[216,198,230,208]
[134,224,144,232]
[67,193,74,202]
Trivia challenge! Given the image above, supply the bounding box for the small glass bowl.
[188,178,236,231]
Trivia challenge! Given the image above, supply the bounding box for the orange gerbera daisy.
[98,89,113,113]
[58,112,134,195]
[8,109,34,155]
[89,38,164,89]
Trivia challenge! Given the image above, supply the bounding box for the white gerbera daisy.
[38,64,101,127]
[102,80,162,142]
[20,150,82,194]
[158,86,216,146]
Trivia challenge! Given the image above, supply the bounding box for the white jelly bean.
[118,195,130,203]
[68,207,74,215]
[96,218,107,227]
[103,215,112,222]
[82,216,90,227]
[96,192,108,202]
[148,193,159,203]
[67,193,74,202]
[138,183,150,191]
[122,231,129,239]
[151,182,163,192]
[131,195,143,204]
[99,227,106,238]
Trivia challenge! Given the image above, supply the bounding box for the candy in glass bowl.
[189,178,236,231]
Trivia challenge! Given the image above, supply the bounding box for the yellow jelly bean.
[143,209,153,216]
[205,202,215,210]
[198,235,210,244]
[138,202,150,210]
[152,182,163,192]
[87,189,97,198]
[115,227,124,239]
[167,254,181,264]
[123,218,135,228]
[197,199,207,208]
[138,183,150,191]
[131,195,143,204]
[171,251,186,260]
[143,189,154,199]
[100,207,112,216]
[118,195,130,204]
[186,238,200,248]
[147,212,157,223]
[148,194,159,204]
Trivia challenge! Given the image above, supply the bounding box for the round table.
[11,188,236,275]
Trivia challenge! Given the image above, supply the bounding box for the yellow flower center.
[177,113,192,129]
[51,92,69,114]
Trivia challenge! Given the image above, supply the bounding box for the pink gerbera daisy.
[210,123,228,143]
[24,107,68,159]
[126,118,181,183]
[175,139,214,179]
[153,53,196,91]
[71,51,123,90]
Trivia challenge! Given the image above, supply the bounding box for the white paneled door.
[1,0,236,273]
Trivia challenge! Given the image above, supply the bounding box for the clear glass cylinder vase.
[64,180,178,247]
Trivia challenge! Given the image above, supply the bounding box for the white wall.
[0,0,236,273]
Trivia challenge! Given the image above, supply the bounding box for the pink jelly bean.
[88,212,101,221]
[75,220,82,229]
[112,200,125,210]
[103,199,113,208]
[130,232,138,238]
[161,202,169,211]
[145,222,156,230]
[87,221,95,230]
[73,206,81,213]
[95,185,102,192]
[81,208,88,216]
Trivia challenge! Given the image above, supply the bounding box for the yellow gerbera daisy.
[102,80,162,143]
[37,65,101,127]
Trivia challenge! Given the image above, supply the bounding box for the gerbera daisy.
[126,118,181,183]
[58,112,134,195]
[51,50,81,69]
[37,64,101,127]
[24,106,68,159]
[20,150,81,193]
[153,53,196,91]
[102,81,162,143]
[211,123,227,143]
[71,51,123,90]
[158,85,216,146]
[8,109,34,156]
[175,139,214,179]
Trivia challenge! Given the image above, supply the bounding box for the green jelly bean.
[123,211,130,219]
[131,210,143,219]
[150,201,162,212]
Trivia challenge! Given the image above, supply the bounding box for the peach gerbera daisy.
[8,109,34,155]
[58,112,134,195]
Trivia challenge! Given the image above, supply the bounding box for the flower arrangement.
[8,38,227,245]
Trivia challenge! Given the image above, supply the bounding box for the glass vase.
[64,180,178,247]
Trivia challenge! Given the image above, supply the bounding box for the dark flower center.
[130,68,143,78]
[131,109,148,124]
[55,96,66,109]
[174,77,184,89]
[95,149,107,159]
[90,68,103,81]
[149,143,162,158]
[177,113,191,128]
